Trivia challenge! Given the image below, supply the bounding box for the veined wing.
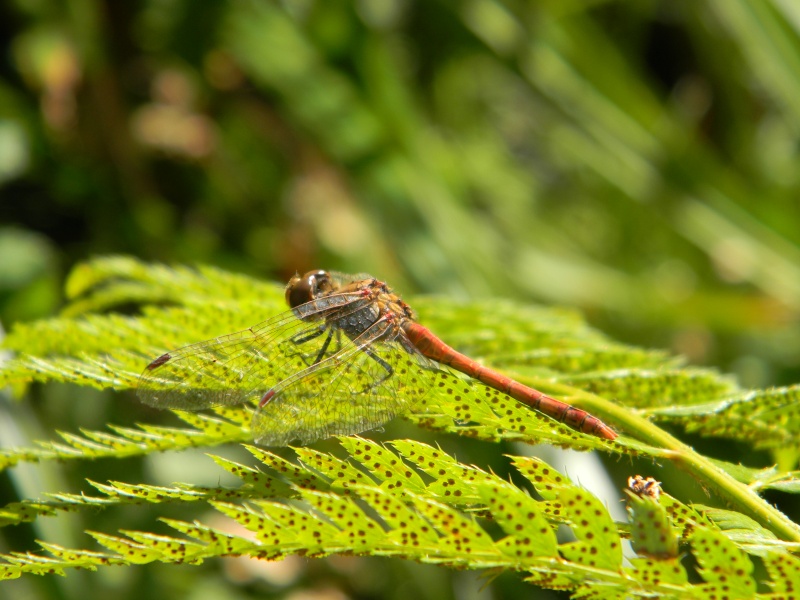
[327,271,373,285]
[136,291,370,410]
[251,317,439,446]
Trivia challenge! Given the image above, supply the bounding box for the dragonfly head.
[286,270,334,316]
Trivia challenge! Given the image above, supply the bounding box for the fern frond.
[568,367,738,409]
[2,257,798,453]
[2,439,796,597]
[63,256,279,315]
[646,386,800,450]
[2,258,800,593]
[0,478,273,527]
[0,408,251,470]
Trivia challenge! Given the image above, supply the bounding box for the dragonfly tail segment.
[403,323,618,441]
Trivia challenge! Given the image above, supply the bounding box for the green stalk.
[523,377,800,544]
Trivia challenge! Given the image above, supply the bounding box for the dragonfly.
[137,270,617,445]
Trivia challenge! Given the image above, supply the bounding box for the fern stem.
[523,377,800,544]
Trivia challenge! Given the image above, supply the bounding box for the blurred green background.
[1,1,800,599]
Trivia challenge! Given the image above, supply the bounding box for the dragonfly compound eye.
[285,270,332,309]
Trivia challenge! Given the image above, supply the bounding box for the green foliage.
[1,258,799,597]
[1,436,797,596]
[4,1,800,397]
[4,1,800,598]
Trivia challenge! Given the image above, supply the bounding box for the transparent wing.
[251,319,439,446]
[328,271,373,285]
[136,291,369,410]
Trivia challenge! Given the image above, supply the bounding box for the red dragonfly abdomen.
[403,323,618,441]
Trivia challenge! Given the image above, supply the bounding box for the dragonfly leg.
[309,328,336,365]
[283,327,342,366]
[358,346,394,391]
[290,325,326,346]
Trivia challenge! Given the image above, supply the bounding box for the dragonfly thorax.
[334,303,382,339]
